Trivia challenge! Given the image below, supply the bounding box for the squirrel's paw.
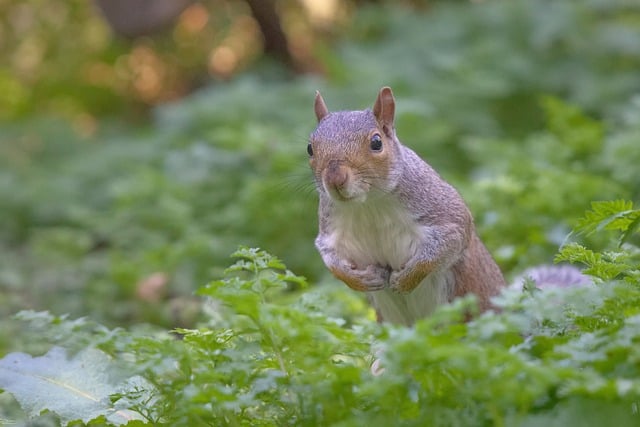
[389,257,434,293]
[389,267,422,293]
[335,262,389,292]
[389,270,406,293]
[354,264,389,291]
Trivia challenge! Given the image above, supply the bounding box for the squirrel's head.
[308,87,402,203]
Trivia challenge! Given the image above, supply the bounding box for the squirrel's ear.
[314,91,329,122]
[373,87,395,136]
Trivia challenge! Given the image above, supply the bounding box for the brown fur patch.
[452,234,506,311]
[393,260,436,293]
[330,266,370,292]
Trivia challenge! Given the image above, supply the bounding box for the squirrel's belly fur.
[331,193,418,270]
[330,192,455,325]
[368,274,454,325]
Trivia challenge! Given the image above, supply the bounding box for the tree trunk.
[244,0,294,68]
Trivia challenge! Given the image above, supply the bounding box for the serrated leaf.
[226,246,286,274]
[574,200,636,236]
[0,346,144,425]
[619,214,640,247]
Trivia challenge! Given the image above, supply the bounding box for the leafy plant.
[557,200,640,281]
[3,0,640,425]
[3,0,640,329]
[0,346,147,425]
[2,204,640,426]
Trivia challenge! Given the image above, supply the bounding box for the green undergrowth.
[1,201,640,426]
[2,0,640,329]
[0,0,640,332]
[2,1,640,424]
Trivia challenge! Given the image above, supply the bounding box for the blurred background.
[1,0,640,343]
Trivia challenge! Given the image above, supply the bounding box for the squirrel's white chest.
[330,195,421,270]
[328,194,453,325]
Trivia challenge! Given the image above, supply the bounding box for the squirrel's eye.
[370,133,383,152]
[307,143,313,156]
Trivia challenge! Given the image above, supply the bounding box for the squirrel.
[308,86,507,326]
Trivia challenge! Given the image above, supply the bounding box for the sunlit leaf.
[0,346,146,425]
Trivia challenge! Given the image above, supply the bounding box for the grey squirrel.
[308,87,507,326]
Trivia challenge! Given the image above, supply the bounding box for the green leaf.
[573,200,637,238]
[620,214,640,247]
[0,346,146,425]
[555,243,632,281]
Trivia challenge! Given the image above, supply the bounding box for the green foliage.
[2,0,640,330]
[0,0,293,120]
[454,94,636,272]
[2,207,640,426]
[573,200,640,246]
[556,200,640,281]
[0,0,128,119]
[3,1,640,425]
[0,346,146,425]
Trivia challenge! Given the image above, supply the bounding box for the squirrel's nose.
[325,160,349,189]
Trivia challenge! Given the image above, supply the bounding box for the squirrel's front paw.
[332,262,389,292]
[390,262,432,293]
[389,269,407,293]
[356,264,390,291]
